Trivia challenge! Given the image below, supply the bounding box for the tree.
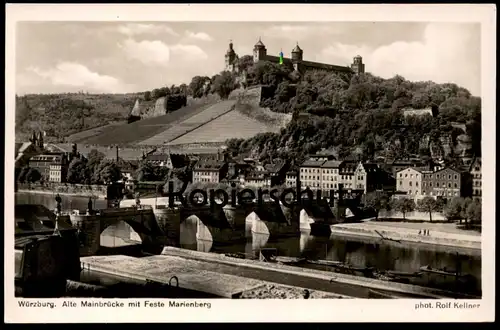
[189,76,210,99]
[67,158,90,184]
[363,191,389,220]
[26,168,42,183]
[95,160,122,184]
[144,91,151,101]
[444,197,465,222]
[17,166,31,183]
[212,71,237,99]
[417,196,443,222]
[238,55,254,73]
[135,161,157,182]
[466,200,481,227]
[391,198,415,221]
[87,149,105,183]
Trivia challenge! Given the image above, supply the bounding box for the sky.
[15,22,481,96]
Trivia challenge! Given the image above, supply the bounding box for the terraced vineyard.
[166,109,281,145]
[66,122,127,143]
[138,100,236,146]
[77,100,219,146]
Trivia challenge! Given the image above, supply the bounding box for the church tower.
[253,37,267,63]
[38,131,44,149]
[351,55,365,74]
[291,42,303,72]
[225,40,239,72]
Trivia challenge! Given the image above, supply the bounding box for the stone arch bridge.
[71,198,362,256]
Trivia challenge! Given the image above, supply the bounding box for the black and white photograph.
[5,4,495,323]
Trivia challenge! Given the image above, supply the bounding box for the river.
[15,192,482,296]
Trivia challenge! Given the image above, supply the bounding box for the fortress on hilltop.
[225,37,365,75]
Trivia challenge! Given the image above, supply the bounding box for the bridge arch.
[100,219,143,247]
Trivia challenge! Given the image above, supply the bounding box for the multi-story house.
[421,167,463,200]
[396,167,424,198]
[339,160,357,191]
[320,160,341,193]
[299,159,326,190]
[245,171,271,188]
[285,171,298,188]
[29,152,69,183]
[354,163,384,194]
[192,161,228,184]
[470,157,482,201]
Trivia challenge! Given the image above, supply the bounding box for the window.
[399,174,402,178]
[454,183,458,188]
[448,175,451,180]
[410,174,413,178]
[448,183,451,188]
[409,181,412,187]
[405,174,408,178]
[454,175,458,180]
[416,182,419,187]
[429,182,433,187]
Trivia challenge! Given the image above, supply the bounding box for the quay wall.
[378,210,447,222]
[329,224,481,250]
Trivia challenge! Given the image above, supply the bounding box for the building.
[264,161,290,187]
[470,157,482,201]
[29,153,69,183]
[353,163,384,194]
[252,38,364,75]
[320,160,342,193]
[421,167,463,200]
[192,161,228,184]
[402,106,438,118]
[244,171,271,188]
[224,38,364,76]
[339,160,357,191]
[299,159,326,190]
[285,171,298,188]
[386,158,428,178]
[395,167,425,198]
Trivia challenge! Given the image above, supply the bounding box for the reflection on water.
[16,192,482,296]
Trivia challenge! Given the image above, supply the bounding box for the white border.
[4,4,496,323]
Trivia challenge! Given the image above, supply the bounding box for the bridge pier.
[154,207,181,247]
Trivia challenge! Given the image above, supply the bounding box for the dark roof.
[194,161,225,170]
[254,38,265,48]
[292,43,303,53]
[301,159,326,167]
[322,160,342,168]
[264,162,286,173]
[300,60,353,73]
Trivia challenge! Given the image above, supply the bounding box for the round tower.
[253,37,267,63]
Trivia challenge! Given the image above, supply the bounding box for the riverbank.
[330,221,481,250]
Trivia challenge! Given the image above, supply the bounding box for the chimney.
[116,146,119,161]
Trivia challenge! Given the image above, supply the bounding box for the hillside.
[76,96,221,146]
[15,93,141,142]
[165,87,291,146]
[224,64,481,167]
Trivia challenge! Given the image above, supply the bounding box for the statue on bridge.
[55,194,62,215]
[87,197,93,215]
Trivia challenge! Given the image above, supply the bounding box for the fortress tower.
[351,55,365,74]
[225,40,239,73]
[291,42,303,71]
[253,37,267,63]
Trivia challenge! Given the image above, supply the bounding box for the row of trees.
[364,191,482,226]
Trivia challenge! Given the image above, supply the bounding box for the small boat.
[386,270,423,278]
[271,256,307,266]
[419,265,464,277]
[224,252,248,259]
[309,260,375,277]
[307,259,346,267]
